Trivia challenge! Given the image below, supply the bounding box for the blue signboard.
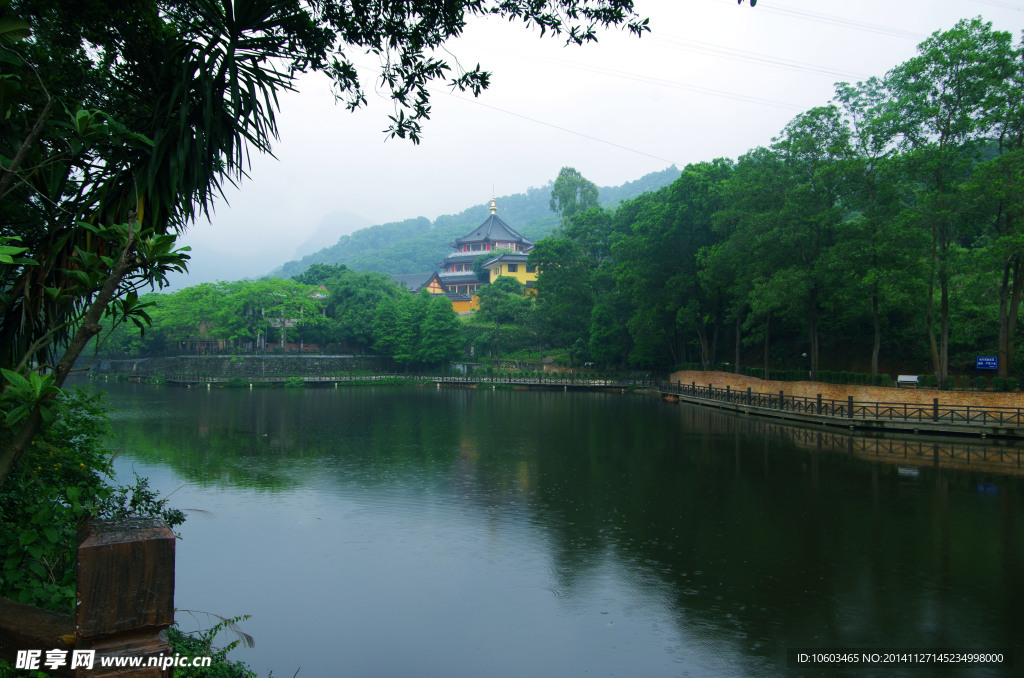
[976,356,999,370]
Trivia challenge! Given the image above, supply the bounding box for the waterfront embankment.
[669,370,1023,408]
[666,370,1024,438]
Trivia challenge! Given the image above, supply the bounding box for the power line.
[648,36,866,80]
[759,4,925,40]
[439,89,685,166]
[969,0,1024,13]
[354,60,686,164]
[456,41,802,110]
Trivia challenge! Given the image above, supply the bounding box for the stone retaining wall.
[94,355,387,378]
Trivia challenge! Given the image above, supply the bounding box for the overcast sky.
[170,0,1024,287]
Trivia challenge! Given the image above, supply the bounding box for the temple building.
[438,198,536,310]
[393,198,538,313]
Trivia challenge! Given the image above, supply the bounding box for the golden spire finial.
[489,195,497,215]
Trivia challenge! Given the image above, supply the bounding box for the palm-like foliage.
[0,0,646,484]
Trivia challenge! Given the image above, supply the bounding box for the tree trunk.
[807,288,819,380]
[0,225,136,487]
[998,256,1013,377]
[939,276,950,388]
[734,312,742,374]
[1008,257,1024,377]
[926,228,941,383]
[871,292,881,376]
[710,317,719,368]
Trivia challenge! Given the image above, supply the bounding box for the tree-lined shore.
[531,18,1024,388]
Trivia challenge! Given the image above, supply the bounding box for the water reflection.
[100,383,1022,677]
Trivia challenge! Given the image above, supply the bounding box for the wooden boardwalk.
[661,380,1024,439]
[150,373,661,390]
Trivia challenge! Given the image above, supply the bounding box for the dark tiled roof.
[482,252,530,268]
[455,214,533,246]
[437,273,481,285]
[392,273,441,292]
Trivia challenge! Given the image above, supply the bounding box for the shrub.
[1006,376,1019,391]
[991,376,1006,391]
[167,615,257,678]
[283,376,305,388]
[0,388,185,613]
[975,375,987,390]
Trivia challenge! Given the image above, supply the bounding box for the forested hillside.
[93,18,1024,390]
[530,18,1024,387]
[273,167,680,278]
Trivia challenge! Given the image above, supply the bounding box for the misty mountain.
[293,209,373,259]
[271,165,681,279]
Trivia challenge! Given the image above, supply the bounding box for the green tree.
[833,77,923,376]
[0,0,649,485]
[323,270,403,348]
[475,276,533,363]
[887,17,1016,386]
[372,295,403,358]
[959,32,1024,378]
[612,160,732,368]
[393,291,430,367]
[418,295,464,367]
[549,167,600,222]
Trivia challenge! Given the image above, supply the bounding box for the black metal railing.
[662,381,1024,430]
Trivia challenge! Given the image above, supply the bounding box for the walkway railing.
[661,381,1024,434]
[156,372,662,389]
[0,518,175,676]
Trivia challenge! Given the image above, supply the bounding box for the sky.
[170,0,1024,288]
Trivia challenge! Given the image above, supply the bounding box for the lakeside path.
[668,370,1024,409]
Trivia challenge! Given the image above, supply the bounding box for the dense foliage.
[98,265,466,368]
[0,389,184,612]
[529,18,1024,386]
[0,0,648,485]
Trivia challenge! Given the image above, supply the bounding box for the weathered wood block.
[0,597,75,675]
[76,518,175,676]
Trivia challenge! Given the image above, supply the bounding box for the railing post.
[746,387,751,405]
[726,384,730,402]
[76,518,175,676]
[779,390,784,410]
[848,395,854,419]
[933,398,939,422]
[816,394,822,415]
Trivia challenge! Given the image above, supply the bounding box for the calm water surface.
[97,382,1023,677]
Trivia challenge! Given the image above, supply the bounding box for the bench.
[896,375,919,388]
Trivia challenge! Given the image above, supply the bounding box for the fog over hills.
[292,209,374,259]
[269,165,681,280]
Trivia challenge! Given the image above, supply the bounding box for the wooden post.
[848,395,854,419]
[933,398,939,422]
[779,390,784,410]
[76,518,175,676]
[816,394,822,415]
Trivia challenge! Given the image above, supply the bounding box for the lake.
[96,381,1022,677]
